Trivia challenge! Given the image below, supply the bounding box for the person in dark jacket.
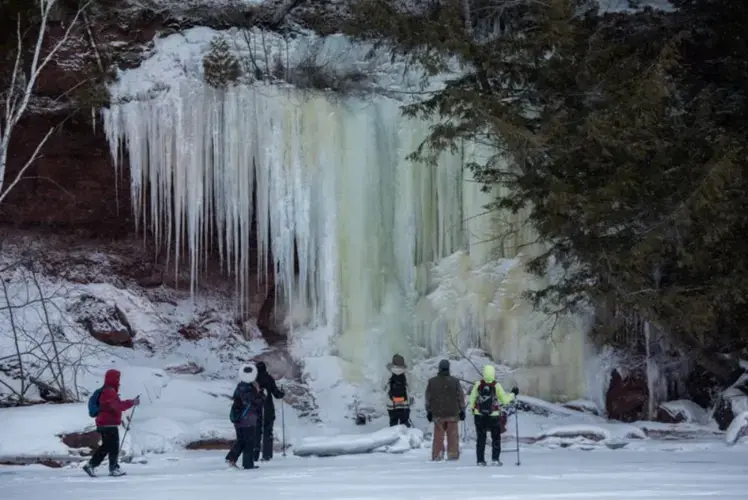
[384,354,411,427]
[83,369,140,477]
[425,359,465,461]
[226,363,265,469]
[253,361,285,461]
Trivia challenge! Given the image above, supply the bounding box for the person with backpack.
[253,361,285,462]
[468,364,519,466]
[424,359,465,461]
[226,363,265,470]
[384,354,411,427]
[83,369,140,477]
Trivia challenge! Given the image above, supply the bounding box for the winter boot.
[82,463,96,477]
[226,459,238,468]
[492,460,503,466]
[109,467,127,477]
[477,461,487,466]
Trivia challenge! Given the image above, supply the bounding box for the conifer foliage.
[345,0,748,381]
[203,36,241,89]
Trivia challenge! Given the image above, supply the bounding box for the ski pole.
[120,405,137,453]
[281,398,286,457]
[514,404,521,466]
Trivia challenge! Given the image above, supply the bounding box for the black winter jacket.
[231,382,264,428]
[256,362,285,419]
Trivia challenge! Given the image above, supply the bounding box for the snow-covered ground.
[1,243,747,498]
[3,445,747,500]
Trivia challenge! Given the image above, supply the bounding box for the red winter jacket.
[96,369,135,427]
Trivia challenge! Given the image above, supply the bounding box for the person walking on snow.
[253,361,285,461]
[226,363,265,470]
[83,369,140,477]
[425,359,465,461]
[468,364,519,466]
[384,354,412,427]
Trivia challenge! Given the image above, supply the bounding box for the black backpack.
[388,374,408,400]
[229,383,255,423]
[475,381,499,415]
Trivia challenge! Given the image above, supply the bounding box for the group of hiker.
[385,354,519,465]
[83,361,285,475]
[82,352,517,476]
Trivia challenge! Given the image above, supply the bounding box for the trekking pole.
[514,404,521,466]
[120,405,137,453]
[281,399,286,457]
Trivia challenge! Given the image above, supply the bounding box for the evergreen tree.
[345,0,748,382]
[203,36,241,89]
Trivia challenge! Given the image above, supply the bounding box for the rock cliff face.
[0,8,282,336]
[0,3,186,234]
[0,0,351,336]
[1,112,131,236]
[0,0,335,239]
[0,3,288,335]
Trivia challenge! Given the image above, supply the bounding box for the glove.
[132,395,141,406]
[459,410,465,421]
[511,386,519,396]
[278,390,285,399]
[426,412,433,422]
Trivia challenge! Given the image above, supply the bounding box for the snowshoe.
[492,460,503,466]
[82,464,96,477]
[109,467,127,477]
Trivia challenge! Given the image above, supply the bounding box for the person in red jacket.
[83,369,139,477]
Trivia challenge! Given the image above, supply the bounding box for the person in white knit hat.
[225,363,264,469]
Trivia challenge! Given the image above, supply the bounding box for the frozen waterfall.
[103,80,591,400]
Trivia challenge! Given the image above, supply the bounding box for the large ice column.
[413,143,592,401]
[103,76,591,399]
[102,81,465,380]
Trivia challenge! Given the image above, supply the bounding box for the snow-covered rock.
[0,404,91,460]
[657,400,710,425]
[725,411,748,446]
[374,427,424,454]
[713,374,748,430]
[534,423,646,445]
[562,399,601,416]
[518,395,584,417]
[293,425,421,457]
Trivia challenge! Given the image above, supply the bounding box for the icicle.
[102,75,591,397]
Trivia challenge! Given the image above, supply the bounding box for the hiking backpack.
[230,400,252,423]
[88,387,103,418]
[388,374,408,403]
[475,381,499,416]
[229,386,254,423]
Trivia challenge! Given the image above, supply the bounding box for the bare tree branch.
[0,0,92,205]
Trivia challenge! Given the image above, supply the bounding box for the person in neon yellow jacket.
[468,364,519,466]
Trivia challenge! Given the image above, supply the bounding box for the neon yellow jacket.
[468,365,515,416]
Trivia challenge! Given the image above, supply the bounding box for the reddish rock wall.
[0,111,132,237]
[0,11,280,336]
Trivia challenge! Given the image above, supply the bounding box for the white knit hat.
[238,363,258,383]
